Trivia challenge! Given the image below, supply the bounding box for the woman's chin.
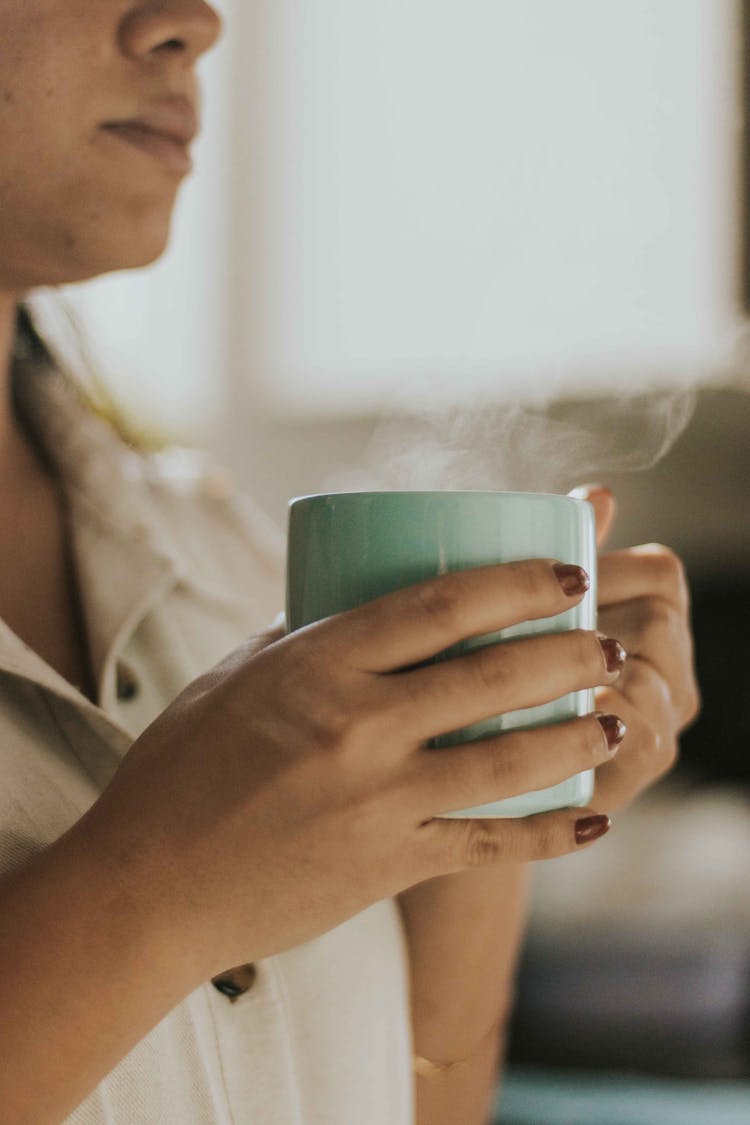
[1,222,173,290]
[113,235,170,271]
[47,234,171,286]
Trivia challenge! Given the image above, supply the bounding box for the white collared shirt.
[2,365,414,1125]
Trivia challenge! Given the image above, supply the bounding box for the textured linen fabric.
[1,365,415,1125]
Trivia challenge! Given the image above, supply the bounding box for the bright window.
[46,1,739,434]
[235,0,738,419]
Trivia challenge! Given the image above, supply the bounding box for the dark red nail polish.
[599,636,627,673]
[553,563,590,597]
[575,814,611,845]
[596,713,627,751]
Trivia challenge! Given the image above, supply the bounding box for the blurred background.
[29,1,750,1121]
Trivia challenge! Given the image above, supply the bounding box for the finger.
[569,484,617,550]
[389,629,625,741]
[405,712,625,817]
[616,655,678,736]
[598,598,699,727]
[591,683,678,812]
[311,559,592,674]
[597,546,690,613]
[416,806,611,873]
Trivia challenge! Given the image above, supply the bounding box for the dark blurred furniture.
[509,933,750,1080]
[505,575,750,1085]
[678,579,750,788]
[494,1066,750,1125]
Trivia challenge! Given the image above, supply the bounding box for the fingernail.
[575,814,611,845]
[598,636,627,673]
[595,713,627,752]
[553,563,590,596]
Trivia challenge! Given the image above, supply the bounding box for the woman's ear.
[568,484,617,551]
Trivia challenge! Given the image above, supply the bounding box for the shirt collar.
[3,361,233,713]
[13,360,183,567]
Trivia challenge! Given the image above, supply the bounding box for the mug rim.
[289,490,590,508]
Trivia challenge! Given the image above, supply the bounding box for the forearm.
[0,819,199,1124]
[397,864,531,1125]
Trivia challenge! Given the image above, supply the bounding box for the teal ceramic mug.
[286,491,597,818]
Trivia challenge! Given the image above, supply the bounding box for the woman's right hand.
[77,558,624,982]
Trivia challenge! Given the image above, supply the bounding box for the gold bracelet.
[413,1053,471,1079]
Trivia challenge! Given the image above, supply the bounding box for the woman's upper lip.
[102,97,199,145]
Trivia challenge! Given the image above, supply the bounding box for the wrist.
[67,808,209,995]
[413,1017,504,1079]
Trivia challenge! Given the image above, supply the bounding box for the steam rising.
[327,390,697,495]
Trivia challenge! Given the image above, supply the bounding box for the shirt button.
[116,663,140,702]
[212,963,257,1001]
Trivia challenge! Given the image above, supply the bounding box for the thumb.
[569,484,617,551]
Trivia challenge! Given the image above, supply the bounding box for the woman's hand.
[574,485,701,811]
[77,558,619,983]
[395,490,700,1124]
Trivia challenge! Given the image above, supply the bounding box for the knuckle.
[631,722,662,777]
[654,671,674,713]
[412,578,463,633]
[472,644,510,695]
[515,559,550,602]
[647,544,689,600]
[307,694,363,753]
[648,543,683,575]
[625,658,652,693]
[571,629,599,671]
[644,727,679,781]
[646,597,678,634]
[318,706,354,752]
[583,717,608,763]
[641,602,682,660]
[463,820,505,868]
[609,719,646,784]
[643,722,661,759]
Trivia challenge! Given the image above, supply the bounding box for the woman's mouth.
[101,122,194,176]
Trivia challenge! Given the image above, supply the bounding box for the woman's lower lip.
[102,123,193,175]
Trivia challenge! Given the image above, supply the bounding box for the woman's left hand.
[574,484,701,812]
[397,486,702,1121]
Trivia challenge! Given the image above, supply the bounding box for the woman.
[0,3,699,1123]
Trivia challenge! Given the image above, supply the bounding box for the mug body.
[287,491,597,818]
